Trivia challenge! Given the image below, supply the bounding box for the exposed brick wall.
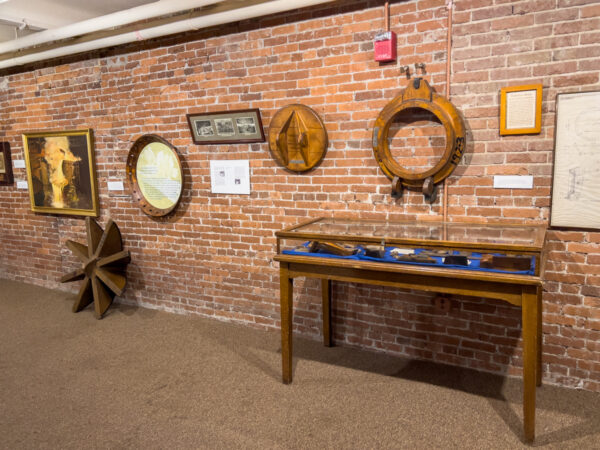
[1,0,599,391]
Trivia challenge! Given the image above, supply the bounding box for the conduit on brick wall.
[442,0,453,226]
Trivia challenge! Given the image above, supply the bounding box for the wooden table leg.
[536,286,543,387]
[280,263,293,384]
[522,286,538,442]
[322,279,333,347]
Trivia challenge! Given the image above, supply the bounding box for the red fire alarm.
[374,2,396,62]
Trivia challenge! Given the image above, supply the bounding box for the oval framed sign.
[126,134,183,217]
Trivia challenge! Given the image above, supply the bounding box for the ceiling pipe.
[0,0,226,55]
[0,0,336,70]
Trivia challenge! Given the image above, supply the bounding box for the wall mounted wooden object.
[268,104,328,172]
[372,78,466,202]
[126,134,183,217]
[60,217,131,319]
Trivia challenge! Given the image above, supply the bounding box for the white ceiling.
[0,0,155,42]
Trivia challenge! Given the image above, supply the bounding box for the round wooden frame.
[372,78,466,201]
[126,134,183,217]
[268,104,328,173]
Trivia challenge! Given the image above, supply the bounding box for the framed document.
[551,90,600,229]
[186,109,265,145]
[500,84,542,135]
[22,129,99,216]
[0,142,14,186]
[126,134,183,217]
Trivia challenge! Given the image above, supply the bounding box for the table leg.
[522,286,538,442]
[537,286,543,387]
[280,263,293,384]
[322,279,333,347]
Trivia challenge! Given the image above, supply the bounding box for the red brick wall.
[1,0,599,391]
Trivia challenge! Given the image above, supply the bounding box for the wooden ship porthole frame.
[268,104,328,173]
[372,78,466,202]
[126,134,183,217]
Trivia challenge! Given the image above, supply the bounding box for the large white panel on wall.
[210,159,250,195]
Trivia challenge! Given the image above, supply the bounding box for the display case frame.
[274,217,547,442]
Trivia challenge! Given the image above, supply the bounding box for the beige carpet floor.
[1,278,599,449]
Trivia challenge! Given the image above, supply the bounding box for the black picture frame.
[186,108,265,145]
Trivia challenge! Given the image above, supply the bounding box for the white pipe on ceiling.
[0,0,336,70]
[0,0,226,55]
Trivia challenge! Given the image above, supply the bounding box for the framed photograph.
[126,134,183,217]
[500,84,542,135]
[0,142,14,186]
[550,90,600,229]
[22,129,99,216]
[186,109,265,145]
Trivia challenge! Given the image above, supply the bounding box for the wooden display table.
[274,218,546,442]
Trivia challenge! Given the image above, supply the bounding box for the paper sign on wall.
[210,159,250,195]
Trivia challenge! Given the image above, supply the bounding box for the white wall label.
[493,175,534,189]
[210,160,251,195]
[16,180,28,189]
[107,181,124,191]
[14,159,25,169]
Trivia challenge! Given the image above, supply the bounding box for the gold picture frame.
[500,84,542,135]
[22,129,99,216]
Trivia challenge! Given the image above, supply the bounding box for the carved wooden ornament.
[60,217,131,319]
[268,104,328,172]
[372,78,466,202]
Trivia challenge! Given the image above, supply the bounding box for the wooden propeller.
[60,217,130,319]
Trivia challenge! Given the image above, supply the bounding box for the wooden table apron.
[275,254,543,442]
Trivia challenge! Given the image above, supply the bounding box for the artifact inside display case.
[277,217,546,276]
[372,78,466,202]
[60,217,131,319]
[268,104,328,172]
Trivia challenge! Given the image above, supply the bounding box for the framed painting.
[500,84,542,135]
[186,109,265,145]
[0,141,14,186]
[550,90,600,229]
[22,129,99,216]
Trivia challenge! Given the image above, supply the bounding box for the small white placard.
[16,180,28,189]
[14,159,25,169]
[210,159,250,195]
[493,175,534,189]
[107,181,124,191]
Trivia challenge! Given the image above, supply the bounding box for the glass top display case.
[276,217,547,277]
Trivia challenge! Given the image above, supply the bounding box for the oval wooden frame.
[126,134,183,217]
[372,78,466,190]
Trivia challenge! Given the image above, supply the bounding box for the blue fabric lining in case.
[282,243,535,275]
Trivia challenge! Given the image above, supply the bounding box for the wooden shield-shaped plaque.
[268,104,328,172]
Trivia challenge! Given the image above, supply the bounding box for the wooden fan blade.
[72,276,93,313]
[60,268,85,283]
[65,240,89,263]
[97,250,131,268]
[95,219,123,258]
[86,217,104,258]
[95,267,126,296]
[92,277,114,319]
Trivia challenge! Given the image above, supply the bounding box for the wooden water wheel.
[60,217,130,319]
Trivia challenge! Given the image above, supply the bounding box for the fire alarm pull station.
[374,2,396,62]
